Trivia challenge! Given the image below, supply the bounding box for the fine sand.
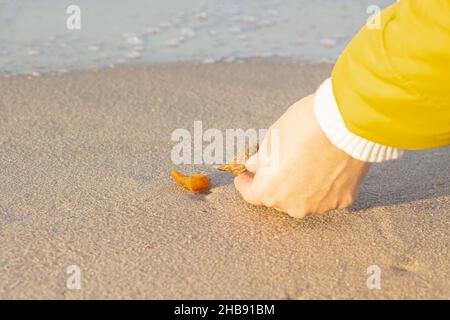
[0,62,449,299]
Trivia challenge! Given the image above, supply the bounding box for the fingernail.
[245,154,257,171]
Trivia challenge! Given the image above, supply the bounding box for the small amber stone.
[170,170,210,192]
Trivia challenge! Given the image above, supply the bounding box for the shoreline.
[0,62,449,299]
[0,57,329,78]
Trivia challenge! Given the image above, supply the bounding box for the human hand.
[234,94,371,218]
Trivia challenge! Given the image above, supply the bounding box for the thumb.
[234,172,262,206]
[245,154,258,174]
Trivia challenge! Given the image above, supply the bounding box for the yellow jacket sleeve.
[331,0,450,149]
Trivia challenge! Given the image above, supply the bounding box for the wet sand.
[0,62,449,299]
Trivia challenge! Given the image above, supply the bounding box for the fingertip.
[234,172,261,206]
[234,172,253,192]
[245,154,257,174]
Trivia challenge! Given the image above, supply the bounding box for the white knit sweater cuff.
[313,78,404,163]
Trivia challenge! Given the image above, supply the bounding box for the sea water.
[0,0,393,75]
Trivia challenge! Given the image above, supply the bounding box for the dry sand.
[0,62,449,299]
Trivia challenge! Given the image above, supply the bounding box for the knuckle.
[262,196,278,208]
[338,194,355,209]
[287,207,311,219]
[251,184,266,201]
[256,182,282,208]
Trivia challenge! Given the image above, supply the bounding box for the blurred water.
[0,0,393,75]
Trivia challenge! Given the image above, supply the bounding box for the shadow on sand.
[352,147,450,211]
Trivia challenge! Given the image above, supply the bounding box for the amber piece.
[170,170,210,192]
[216,163,247,175]
[217,144,257,175]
